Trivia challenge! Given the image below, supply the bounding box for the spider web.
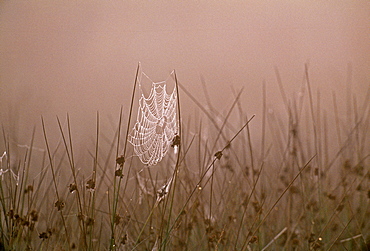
[128,72,178,166]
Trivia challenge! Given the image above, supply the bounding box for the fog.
[1,1,369,162]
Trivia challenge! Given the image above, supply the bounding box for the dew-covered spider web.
[128,71,178,166]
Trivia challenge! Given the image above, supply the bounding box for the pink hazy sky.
[0,0,369,151]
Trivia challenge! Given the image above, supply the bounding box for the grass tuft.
[1,67,369,250]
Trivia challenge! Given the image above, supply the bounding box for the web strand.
[128,72,178,166]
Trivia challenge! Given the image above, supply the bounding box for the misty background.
[0,1,369,167]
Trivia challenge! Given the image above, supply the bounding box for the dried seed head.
[47,228,53,235]
[121,234,128,245]
[171,134,180,154]
[228,215,236,223]
[214,151,223,160]
[171,134,180,148]
[24,185,34,194]
[21,219,30,227]
[116,156,125,167]
[249,235,258,244]
[54,200,65,211]
[328,193,336,200]
[115,169,123,178]
[7,209,14,219]
[309,236,323,250]
[86,178,95,191]
[156,178,173,203]
[39,232,49,240]
[336,203,345,212]
[69,183,77,193]
[30,210,38,222]
[252,200,262,213]
[114,214,121,225]
[86,217,94,226]
[78,214,85,222]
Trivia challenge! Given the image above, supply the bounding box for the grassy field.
[1,67,369,250]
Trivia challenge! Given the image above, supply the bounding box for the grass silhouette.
[1,65,369,250]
